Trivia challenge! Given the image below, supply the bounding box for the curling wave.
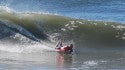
[0,6,125,53]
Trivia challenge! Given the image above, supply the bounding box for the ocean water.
[1,0,125,23]
[0,0,125,70]
[1,51,125,70]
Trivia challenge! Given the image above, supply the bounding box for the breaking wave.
[0,6,125,53]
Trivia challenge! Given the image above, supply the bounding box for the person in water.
[56,41,73,53]
[63,44,73,52]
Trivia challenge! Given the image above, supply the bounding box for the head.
[70,44,73,48]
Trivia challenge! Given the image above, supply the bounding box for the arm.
[56,41,60,47]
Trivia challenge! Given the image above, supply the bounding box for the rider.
[64,44,73,52]
[56,41,73,52]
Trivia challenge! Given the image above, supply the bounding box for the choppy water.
[1,51,125,70]
[0,0,125,70]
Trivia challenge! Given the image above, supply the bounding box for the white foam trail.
[22,42,55,53]
[0,41,56,53]
[0,33,56,53]
[0,42,55,53]
[0,42,23,53]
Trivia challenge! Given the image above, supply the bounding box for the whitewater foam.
[0,6,13,13]
[0,5,59,16]
[84,60,98,67]
[0,33,55,53]
[0,40,55,53]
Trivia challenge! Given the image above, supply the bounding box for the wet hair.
[70,44,73,48]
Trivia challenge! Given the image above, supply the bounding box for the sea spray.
[0,33,55,53]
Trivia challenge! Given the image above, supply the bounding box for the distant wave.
[1,0,125,23]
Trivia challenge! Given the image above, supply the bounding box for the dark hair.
[70,44,73,48]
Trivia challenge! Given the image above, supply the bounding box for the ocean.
[0,0,125,70]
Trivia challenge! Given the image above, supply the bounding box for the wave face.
[1,8,125,52]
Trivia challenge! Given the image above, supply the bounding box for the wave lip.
[0,6,13,13]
